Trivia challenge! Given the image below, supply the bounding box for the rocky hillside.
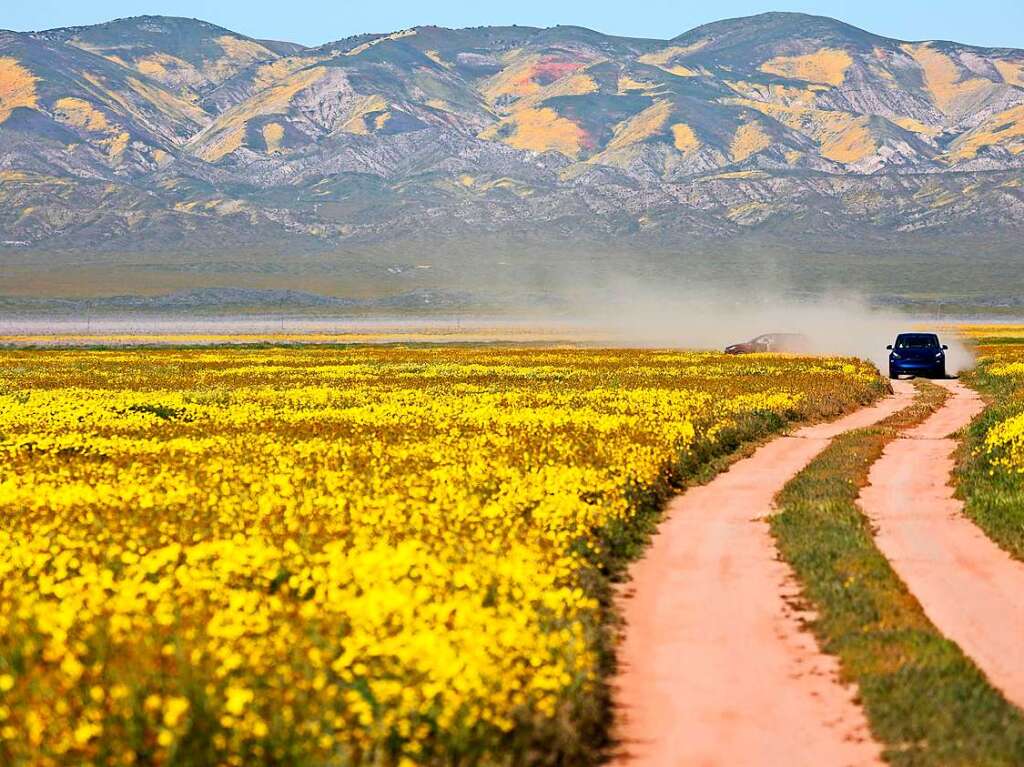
[1,12,1024,253]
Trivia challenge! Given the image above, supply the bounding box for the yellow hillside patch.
[760,48,853,87]
[480,107,585,157]
[262,123,285,154]
[192,66,326,161]
[0,57,39,124]
[252,57,318,93]
[53,97,110,132]
[67,40,123,66]
[79,71,207,141]
[106,131,131,159]
[374,112,391,130]
[82,72,137,120]
[603,100,671,153]
[671,123,699,154]
[458,174,475,187]
[636,47,677,67]
[638,41,707,66]
[200,126,245,163]
[482,54,545,103]
[726,80,818,107]
[344,29,417,57]
[637,46,702,77]
[818,116,875,163]
[424,50,448,68]
[133,53,205,88]
[947,104,1024,160]
[127,77,209,124]
[730,121,772,162]
[136,57,168,78]
[339,95,388,135]
[510,72,600,114]
[737,101,877,164]
[902,43,993,114]
[550,73,599,98]
[995,60,1024,88]
[51,95,147,164]
[726,200,771,223]
[671,40,709,57]
[638,45,679,67]
[481,52,595,107]
[893,116,941,137]
[617,74,655,93]
[588,101,673,166]
[215,35,275,64]
[153,148,170,164]
[200,35,277,84]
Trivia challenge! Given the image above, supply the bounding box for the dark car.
[725,333,811,355]
[888,333,948,379]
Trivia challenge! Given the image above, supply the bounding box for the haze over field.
[1,11,1023,313]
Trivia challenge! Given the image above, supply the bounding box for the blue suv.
[888,333,948,379]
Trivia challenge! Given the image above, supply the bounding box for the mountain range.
[1,13,1023,309]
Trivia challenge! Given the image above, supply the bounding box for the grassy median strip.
[771,380,1024,766]
[957,333,1024,561]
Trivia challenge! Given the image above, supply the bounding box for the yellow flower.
[224,686,254,716]
[162,696,190,728]
[73,721,102,745]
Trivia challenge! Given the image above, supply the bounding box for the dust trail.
[558,278,974,374]
[0,286,976,373]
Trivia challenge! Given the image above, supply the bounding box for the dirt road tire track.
[858,378,1024,711]
[611,382,916,767]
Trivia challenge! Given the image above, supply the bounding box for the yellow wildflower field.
[0,345,883,765]
[966,326,1024,473]
[957,326,1024,563]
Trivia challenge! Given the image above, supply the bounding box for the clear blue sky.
[3,1,1023,49]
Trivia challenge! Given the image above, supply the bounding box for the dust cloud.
[0,279,977,375]
[558,279,975,375]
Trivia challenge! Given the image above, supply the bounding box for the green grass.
[957,336,1024,561]
[771,380,1024,766]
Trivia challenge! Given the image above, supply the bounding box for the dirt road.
[611,382,915,767]
[858,379,1024,711]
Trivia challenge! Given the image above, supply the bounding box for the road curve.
[611,381,915,767]
[858,378,1024,711]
